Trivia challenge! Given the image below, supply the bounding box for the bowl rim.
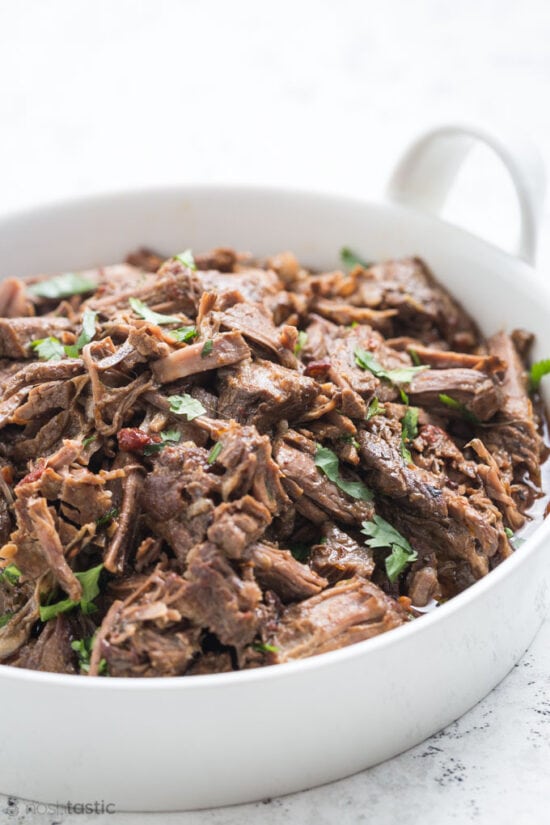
[0,182,549,690]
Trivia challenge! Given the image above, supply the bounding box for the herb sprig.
[438,393,480,425]
[39,564,104,622]
[174,250,197,270]
[340,247,372,271]
[400,407,419,464]
[361,515,418,582]
[129,297,181,326]
[529,359,550,391]
[142,429,181,456]
[28,272,96,299]
[314,445,372,501]
[354,348,428,387]
[167,394,206,421]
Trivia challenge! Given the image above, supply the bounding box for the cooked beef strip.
[265,577,406,662]
[274,438,374,526]
[217,358,318,431]
[310,522,375,583]
[249,541,327,602]
[0,317,72,359]
[0,245,546,677]
[0,277,34,318]
[485,330,545,484]
[152,331,250,384]
[408,368,501,421]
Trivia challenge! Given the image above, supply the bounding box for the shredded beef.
[0,244,546,677]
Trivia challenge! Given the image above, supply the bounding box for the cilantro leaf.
[400,407,419,464]
[174,249,197,270]
[170,325,197,343]
[366,397,382,421]
[30,336,65,361]
[142,429,182,455]
[314,444,372,501]
[76,307,98,350]
[28,272,96,299]
[71,637,93,672]
[340,247,371,270]
[167,394,206,421]
[207,441,223,464]
[39,563,104,622]
[129,297,181,325]
[201,339,213,358]
[252,642,279,654]
[409,348,421,366]
[504,527,525,549]
[96,507,119,528]
[71,636,108,675]
[0,564,21,585]
[0,613,12,628]
[294,331,308,355]
[354,348,428,386]
[438,393,480,425]
[361,515,418,583]
[529,359,550,391]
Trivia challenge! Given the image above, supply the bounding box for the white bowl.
[0,125,549,811]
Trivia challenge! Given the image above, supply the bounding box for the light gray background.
[1,1,549,823]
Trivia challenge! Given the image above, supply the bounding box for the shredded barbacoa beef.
[0,246,547,676]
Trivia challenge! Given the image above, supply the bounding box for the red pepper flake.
[117,428,161,453]
[304,359,331,378]
[18,459,46,486]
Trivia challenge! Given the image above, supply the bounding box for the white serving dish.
[0,124,549,811]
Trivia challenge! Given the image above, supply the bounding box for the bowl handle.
[386,124,546,265]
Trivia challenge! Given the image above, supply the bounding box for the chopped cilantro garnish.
[167,394,206,421]
[201,339,213,358]
[340,247,371,270]
[142,429,181,455]
[170,325,197,343]
[409,348,421,366]
[28,272,96,299]
[76,307,97,350]
[0,613,12,628]
[341,434,360,450]
[39,563,104,622]
[314,444,372,501]
[354,348,428,387]
[400,407,419,464]
[0,564,21,585]
[504,527,525,548]
[129,297,181,325]
[361,515,418,583]
[294,331,308,355]
[438,393,480,425]
[252,642,279,654]
[71,636,108,675]
[174,249,197,270]
[366,397,381,421]
[96,507,119,528]
[529,359,550,391]
[207,441,223,464]
[30,336,65,361]
[82,435,96,448]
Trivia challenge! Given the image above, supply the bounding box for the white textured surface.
[1,1,550,822]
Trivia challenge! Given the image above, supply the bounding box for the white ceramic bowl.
[0,125,549,812]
